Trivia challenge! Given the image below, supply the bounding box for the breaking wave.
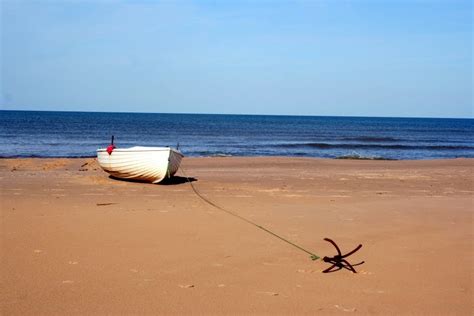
[335,153,396,160]
[275,143,473,151]
[340,136,400,142]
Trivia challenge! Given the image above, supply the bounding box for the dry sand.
[1,157,473,315]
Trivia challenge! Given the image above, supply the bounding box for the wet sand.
[1,157,473,315]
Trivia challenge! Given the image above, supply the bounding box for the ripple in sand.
[258,188,286,193]
[339,217,354,221]
[362,289,385,294]
[257,291,279,296]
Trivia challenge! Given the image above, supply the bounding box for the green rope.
[179,165,320,261]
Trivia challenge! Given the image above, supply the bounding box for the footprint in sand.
[297,269,320,273]
[358,270,373,275]
[334,304,357,312]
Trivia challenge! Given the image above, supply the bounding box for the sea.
[1,110,473,160]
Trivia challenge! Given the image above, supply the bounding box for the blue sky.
[1,0,472,117]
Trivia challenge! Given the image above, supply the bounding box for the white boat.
[96,146,184,183]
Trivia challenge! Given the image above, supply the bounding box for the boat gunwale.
[97,147,184,157]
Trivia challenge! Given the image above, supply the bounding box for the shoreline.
[1,155,473,161]
[1,157,473,314]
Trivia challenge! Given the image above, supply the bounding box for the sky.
[1,0,472,118]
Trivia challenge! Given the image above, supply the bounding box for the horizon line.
[0,108,472,120]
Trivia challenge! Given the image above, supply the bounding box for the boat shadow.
[160,176,197,185]
[109,175,197,185]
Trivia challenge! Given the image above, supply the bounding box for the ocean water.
[1,110,473,160]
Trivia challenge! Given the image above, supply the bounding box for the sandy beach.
[1,157,472,315]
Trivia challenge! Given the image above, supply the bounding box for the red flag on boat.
[107,136,115,155]
[106,144,115,155]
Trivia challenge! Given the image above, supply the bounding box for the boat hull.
[96,147,183,183]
